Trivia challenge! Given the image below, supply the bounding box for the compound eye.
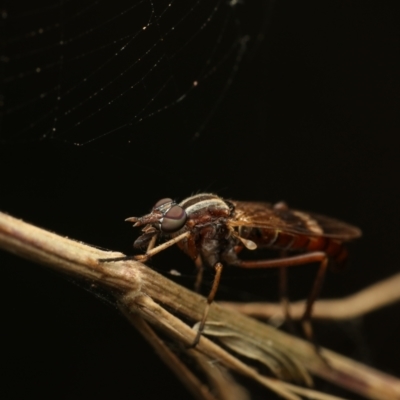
[160,205,187,233]
[153,197,173,210]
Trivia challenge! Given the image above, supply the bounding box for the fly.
[124,193,361,343]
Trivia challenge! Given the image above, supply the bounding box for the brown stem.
[1,211,399,400]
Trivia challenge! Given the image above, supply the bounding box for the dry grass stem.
[220,273,400,321]
[119,309,220,400]
[1,211,399,400]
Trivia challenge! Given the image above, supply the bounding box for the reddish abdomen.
[248,228,348,264]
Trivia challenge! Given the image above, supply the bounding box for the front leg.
[135,231,191,262]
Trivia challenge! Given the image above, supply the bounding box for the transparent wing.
[230,201,361,241]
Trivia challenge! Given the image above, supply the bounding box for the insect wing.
[230,201,361,241]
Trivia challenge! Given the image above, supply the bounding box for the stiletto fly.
[124,193,361,343]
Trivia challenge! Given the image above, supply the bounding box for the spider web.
[0,0,254,149]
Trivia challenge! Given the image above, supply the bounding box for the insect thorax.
[176,194,234,266]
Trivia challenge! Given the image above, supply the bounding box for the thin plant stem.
[1,211,399,400]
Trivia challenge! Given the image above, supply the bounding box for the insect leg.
[135,231,191,262]
[236,251,328,341]
[279,266,289,316]
[278,266,298,333]
[146,232,159,253]
[99,233,160,263]
[194,257,204,293]
[275,248,291,325]
[235,251,326,269]
[191,262,223,347]
[301,256,328,341]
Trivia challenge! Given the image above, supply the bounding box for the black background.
[1,1,399,399]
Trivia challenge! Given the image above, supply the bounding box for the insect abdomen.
[302,235,348,263]
[251,229,348,264]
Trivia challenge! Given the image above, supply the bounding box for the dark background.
[1,1,399,399]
